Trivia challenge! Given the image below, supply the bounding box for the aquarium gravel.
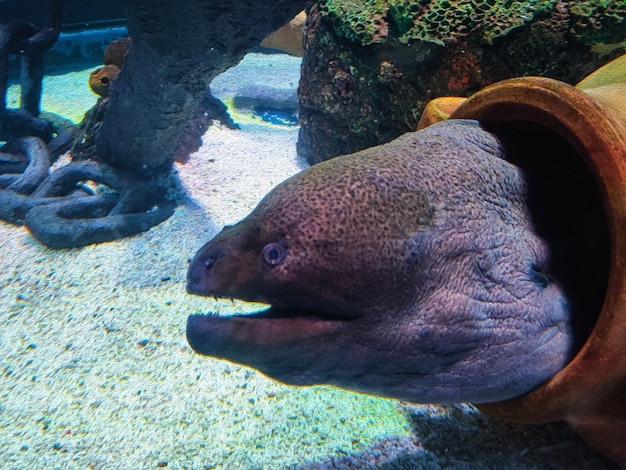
[0,52,614,469]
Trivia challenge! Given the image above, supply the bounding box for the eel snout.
[186,238,255,301]
[186,247,218,296]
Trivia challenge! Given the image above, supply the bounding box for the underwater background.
[0,18,619,470]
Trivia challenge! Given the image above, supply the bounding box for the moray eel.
[186,120,573,405]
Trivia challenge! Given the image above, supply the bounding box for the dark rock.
[96,0,312,178]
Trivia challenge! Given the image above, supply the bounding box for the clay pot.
[260,10,306,56]
[88,37,131,98]
[88,64,121,98]
[418,54,626,461]
[103,37,131,68]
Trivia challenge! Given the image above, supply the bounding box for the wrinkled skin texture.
[187,120,573,405]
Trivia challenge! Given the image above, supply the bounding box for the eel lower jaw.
[186,304,352,359]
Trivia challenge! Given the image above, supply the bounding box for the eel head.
[186,121,573,404]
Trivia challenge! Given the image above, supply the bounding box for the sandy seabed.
[0,52,615,469]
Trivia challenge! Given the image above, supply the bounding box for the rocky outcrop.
[298,0,626,163]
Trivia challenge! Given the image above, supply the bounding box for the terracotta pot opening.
[483,120,610,353]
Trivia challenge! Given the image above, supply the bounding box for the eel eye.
[262,242,286,266]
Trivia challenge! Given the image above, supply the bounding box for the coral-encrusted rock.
[298,0,626,164]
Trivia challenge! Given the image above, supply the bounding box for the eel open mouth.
[184,239,353,364]
[185,296,356,387]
